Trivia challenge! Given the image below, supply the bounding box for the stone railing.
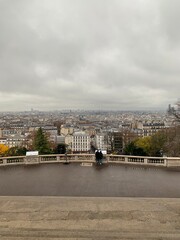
[107,155,167,167]
[0,156,25,166]
[0,154,179,168]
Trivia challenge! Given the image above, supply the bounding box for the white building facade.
[71,132,90,153]
[95,134,107,151]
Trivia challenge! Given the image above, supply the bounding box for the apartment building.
[143,122,166,136]
[131,121,167,137]
[60,125,74,136]
[95,134,107,151]
[0,137,7,145]
[71,131,90,153]
[6,134,27,148]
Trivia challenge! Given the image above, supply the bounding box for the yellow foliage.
[135,136,152,153]
[0,144,9,155]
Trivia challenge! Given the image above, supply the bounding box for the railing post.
[3,159,7,165]
[125,157,128,163]
[164,158,167,167]
[144,158,148,165]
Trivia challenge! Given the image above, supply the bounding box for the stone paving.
[0,196,179,239]
[0,164,180,197]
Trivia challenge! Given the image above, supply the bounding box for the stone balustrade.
[0,154,179,168]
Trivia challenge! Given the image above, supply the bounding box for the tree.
[53,144,66,154]
[124,132,167,157]
[53,120,63,135]
[149,131,167,157]
[135,136,151,155]
[163,126,180,157]
[124,141,147,156]
[5,146,27,156]
[32,128,51,154]
[124,141,135,155]
[0,144,9,156]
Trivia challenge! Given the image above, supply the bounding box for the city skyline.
[0,0,179,111]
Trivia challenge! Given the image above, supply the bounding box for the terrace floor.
[0,196,179,239]
[0,163,180,197]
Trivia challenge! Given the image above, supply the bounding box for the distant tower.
[168,99,180,122]
[177,99,180,111]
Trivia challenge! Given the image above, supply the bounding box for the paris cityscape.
[0,100,179,157]
[0,0,180,238]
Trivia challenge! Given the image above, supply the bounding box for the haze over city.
[0,0,179,111]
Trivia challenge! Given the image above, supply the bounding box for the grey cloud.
[159,0,180,46]
[0,0,179,111]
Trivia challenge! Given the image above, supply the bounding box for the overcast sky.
[0,0,179,111]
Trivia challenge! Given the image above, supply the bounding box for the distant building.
[131,121,167,137]
[60,125,74,136]
[43,126,58,136]
[43,126,58,143]
[1,128,17,137]
[95,134,107,151]
[71,131,90,153]
[112,132,123,154]
[6,134,27,148]
[142,122,166,136]
[107,131,123,154]
[65,134,73,152]
[0,137,7,145]
[56,135,65,144]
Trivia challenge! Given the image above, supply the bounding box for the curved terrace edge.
[0,153,180,168]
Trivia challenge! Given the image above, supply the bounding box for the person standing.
[99,150,103,165]
[95,150,100,164]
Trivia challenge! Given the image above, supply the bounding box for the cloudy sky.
[0,0,179,111]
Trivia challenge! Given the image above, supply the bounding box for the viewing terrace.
[0,154,179,239]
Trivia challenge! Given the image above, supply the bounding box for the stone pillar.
[106,156,110,163]
[3,159,7,165]
[125,157,128,163]
[144,158,148,165]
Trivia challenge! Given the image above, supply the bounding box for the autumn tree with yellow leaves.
[0,144,9,156]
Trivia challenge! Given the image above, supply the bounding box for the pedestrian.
[95,150,100,164]
[99,150,103,165]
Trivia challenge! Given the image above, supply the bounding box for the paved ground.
[0,196,179,239]
[0,163,180,197]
